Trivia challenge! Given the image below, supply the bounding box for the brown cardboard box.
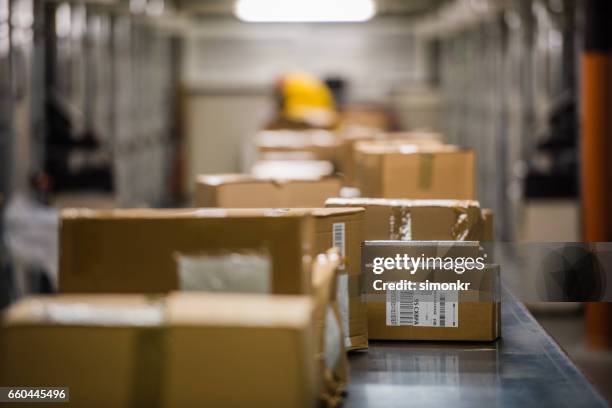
[196,174,342,208]
[59,208,314,295]
[381,131,444,144]
[164,293,318,407]
[326,198,485,242]
[362,241,500,341]
[311,250,348,407]
[336,127,382,187]
[337,130,442,187]
[251,160,334,180]
[255,130,342,167]
[339,105,392,130]
[0,294,318,408]
[354,143,475,199]
[312,208,367,350]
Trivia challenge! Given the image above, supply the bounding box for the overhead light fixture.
[234,0,376,23]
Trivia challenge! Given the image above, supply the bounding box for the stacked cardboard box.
[354,143,475,200]
[59,208,352,406]
[195,174,342,208]
[194,180,370,350]
[362,241,501,341]
[325,199,499,342]
[0,294,318,407]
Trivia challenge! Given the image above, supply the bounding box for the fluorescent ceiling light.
[234,0,376,23]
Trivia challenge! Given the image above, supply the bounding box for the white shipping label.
[332,222,346,270]
[386,290,458,327]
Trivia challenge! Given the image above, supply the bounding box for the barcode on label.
[332,223,345,270]
[386,289,458,327]
[439,292,446,326]
[398,290,414,325]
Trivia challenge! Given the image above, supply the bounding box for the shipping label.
[386,290,458,327]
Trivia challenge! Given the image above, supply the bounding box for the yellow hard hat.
[281,72,337,125]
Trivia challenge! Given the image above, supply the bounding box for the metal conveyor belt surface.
[344,288,609,408]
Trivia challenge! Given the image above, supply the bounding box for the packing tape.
[451,205,485,241]
[130,326,166,408]
[389,207,412,240]
[175,250,272,294]
[388,204,484,242]
[418,153,434,190]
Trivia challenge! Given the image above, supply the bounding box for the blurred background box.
[250,160,335,180]
[355,143,475,200]
[59,208,315,295]
[337,129,444,187]
[195,173,342,207]
[326,198,485,241]
[255,130,342,169]
[0,293,318,408]
[379,131,444,145]
[338,105,394,131]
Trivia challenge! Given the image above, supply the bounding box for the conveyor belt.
[345,288,609,408]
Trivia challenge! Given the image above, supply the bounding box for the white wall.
[181,18,427,101]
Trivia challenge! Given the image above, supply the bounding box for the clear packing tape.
[326,197,485,241]
[175,250,272,294]
[389,201,484,241]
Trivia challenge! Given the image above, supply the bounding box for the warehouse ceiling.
[174,0,449,18]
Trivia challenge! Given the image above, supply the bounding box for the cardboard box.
[164,293,318,407]
[196,174,342,208]
[251,160,334,180]
[336,130,442,187]
[311,250,348,407]
[0,294,318,408]
[339,106,392,130]
[255,130,342,168]
[312,208,367,350]
[362,241,500,341]
[381,131,444,144]
[59,208,314,295]
[326,198,486,242]
[336,127,382,187]
[354,143,475,199]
